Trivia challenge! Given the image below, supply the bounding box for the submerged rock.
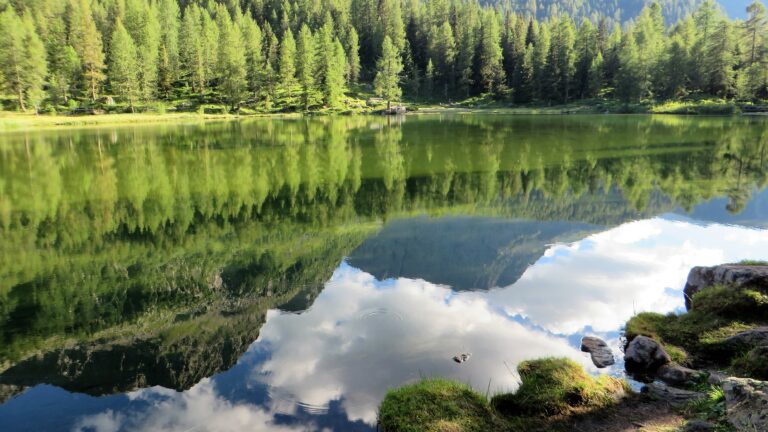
[655,364,703,388]
[580,336,615,368]
[723,377,768,431]
[625,336,672,381]
[684,265,768,310]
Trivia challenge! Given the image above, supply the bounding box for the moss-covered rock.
[491,358,628,417]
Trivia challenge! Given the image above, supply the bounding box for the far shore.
[1,103,766,132]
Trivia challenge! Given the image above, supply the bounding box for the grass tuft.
[491,358,628,417]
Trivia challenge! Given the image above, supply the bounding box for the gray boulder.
[625,335,672,380]
[684,265,768,310]
[580,336,615,368]
[724,327,768,349]
[655,364,704,388]
[723,377,768,431]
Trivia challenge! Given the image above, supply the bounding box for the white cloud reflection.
[487,217,768,334]
[72,379,311,432]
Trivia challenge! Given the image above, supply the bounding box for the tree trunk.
[17,89,26,112]
[387,99,391,111]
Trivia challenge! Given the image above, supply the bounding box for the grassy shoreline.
[2,98,765,132]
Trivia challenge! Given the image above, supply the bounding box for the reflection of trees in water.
[0,116,765,394]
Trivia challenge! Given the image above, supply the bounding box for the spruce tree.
[323,39,347,108]
[478,10,505,95]
[242,16,264,100]
[374,36,404,110]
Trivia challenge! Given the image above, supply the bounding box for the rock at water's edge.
[723,377,768,431]
[580,336,615,368]
[641,382,705,407]
[684,265,768,311]
[656,364,704,388]
[624,336,671,381]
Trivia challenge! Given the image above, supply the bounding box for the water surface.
[1,115,767,431]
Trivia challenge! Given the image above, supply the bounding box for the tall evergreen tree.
[297,24,316,109]
[374,35,404,110]
[278,28,297,97]
[478,10,505,95]
[108,18,140,110]
[69,0,106,101]
[216,6,247,109]
[0,9,47,112]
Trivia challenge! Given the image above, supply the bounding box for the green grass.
[378,378,502,432]
[378,359,630,432]
[650,99,741,115]
[737,259,768,266]
[491,358,628,417]
[681,385,733,431]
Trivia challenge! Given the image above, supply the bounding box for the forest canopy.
[0,0,766,113]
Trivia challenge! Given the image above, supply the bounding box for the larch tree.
[297,24,316,110]
[374,36,403,110]
[323,38,347,108]
[108,18,140,110]
[278,28,297,96]
[69,0,106,101]
[242,16,264,101]
[216,7,247,109]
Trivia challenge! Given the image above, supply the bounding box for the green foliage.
[1,0,766,114]
[374,36,403,108]
[379,378,501,432]
[682,385,729,428]
[491,358,628,417]
[108,19,140,109]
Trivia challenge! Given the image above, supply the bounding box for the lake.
[1,114,767,431]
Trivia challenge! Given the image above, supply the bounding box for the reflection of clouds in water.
[490,218,768,334]
[72,379,310,432]
[254,266,589,424]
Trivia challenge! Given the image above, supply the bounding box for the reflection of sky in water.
[3,217,768,431]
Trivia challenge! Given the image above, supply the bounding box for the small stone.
[452,353,471,364]
[580,336,615,368]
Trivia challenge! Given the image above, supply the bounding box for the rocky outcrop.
[684,265,768,310]
[723,377,768,431]
[624,336,671,381]
[580,336,615,368]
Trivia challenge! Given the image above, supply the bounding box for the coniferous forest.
[0,0,766,114]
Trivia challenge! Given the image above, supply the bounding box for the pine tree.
[374,36,404,110]
[617,31,642,102]
[108,18,140,110]
[125,0,160,101]
[424,58,435,98]
[429,22,456,97]
[297,24,316,110]
[156,0,180,97]
[745,1,767,66]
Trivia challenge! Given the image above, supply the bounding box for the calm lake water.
[1,114,767,431]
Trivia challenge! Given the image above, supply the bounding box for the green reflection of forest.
[0,115,766,395]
